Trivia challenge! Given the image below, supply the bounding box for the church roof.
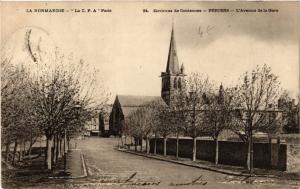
[166,27,180,74]
[116,95,164,117]
[118,95,162,107]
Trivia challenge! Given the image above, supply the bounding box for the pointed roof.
[166,27,180,74]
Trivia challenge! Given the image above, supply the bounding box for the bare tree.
[203,85,236,165]
[2,29,109,170]
[27,49,108,170]
[178,73,213,161]
[278,91,299,133]
[1,62,42,164]
[125,98,166,153]
[170,90,188,159]
[140,99,166,154]
[232,64,281,173]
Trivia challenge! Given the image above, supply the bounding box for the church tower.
[161,26,186,106]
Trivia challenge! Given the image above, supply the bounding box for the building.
[84,116,100,136]
[99,105,112,137]
[108,26,185,136]
[161,27,186,106]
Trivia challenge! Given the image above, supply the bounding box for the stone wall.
[149,138,287,170]
[286,144,300,172]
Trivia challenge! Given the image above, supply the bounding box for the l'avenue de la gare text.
[153,9,203,13]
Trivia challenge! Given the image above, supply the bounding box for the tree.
[2,29,108,170]
[126,109,144,151]
[142,99,167,154]
[157,108,174,157]
[181,73,213,161]
[203,85,236,165]
[109,96,124,137]
[125,99,166,153]
[28,50,107,170]
[170,90,188,159]
[1,61,42,164]
[232,64,281,174]
[278,91,299,133]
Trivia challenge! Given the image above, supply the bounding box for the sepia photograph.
[1,1,299,189]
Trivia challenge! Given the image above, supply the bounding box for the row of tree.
[124,64,285,172]
[1,41,107,170]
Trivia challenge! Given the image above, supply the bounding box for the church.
[106,27,187,136]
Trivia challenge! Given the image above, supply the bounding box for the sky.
[1,2,299,102]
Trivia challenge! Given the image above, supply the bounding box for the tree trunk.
[64,132,68,154]
[67,138,70,152]
[176,132,179,159]
[23,140,26,158]
[192,137,197,161]
[23,139,26,157]
[44,138,48,167]
[146,137,150,154]
[247,141,250,170]
[163,137,167,156]
[19,139,23,161]
[58,136,62,158]
[39,137,42,157]
[55,135,59,163]
[47,137,53,170]
[140,138,143,152]
[120,136,124,147]
[53,136,57,164]
[215,137,219,165]
[5,142,10,161]
[29,138,33,161]
[12,140,18,165]
[154,134,157,155]
[134,138,137,151]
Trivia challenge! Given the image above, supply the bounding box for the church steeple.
[161,25,186,106]
[166,27,180,73]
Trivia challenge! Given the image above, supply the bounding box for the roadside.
[2,148,87,188]
[117,147,300,185]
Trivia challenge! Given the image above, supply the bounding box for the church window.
[174,78,177,89]
[166,79,170,90]
[178,78,182,90]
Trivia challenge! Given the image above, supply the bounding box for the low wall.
[149,138,287,170]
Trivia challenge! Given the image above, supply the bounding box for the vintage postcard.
[1,1,299,189]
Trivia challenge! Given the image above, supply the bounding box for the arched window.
[164,79,170,90]
[178,78,182,90]
[174,78,177,89]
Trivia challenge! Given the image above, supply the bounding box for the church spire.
[166,26,180,73]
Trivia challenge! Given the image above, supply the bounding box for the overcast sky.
[1,2,299,102]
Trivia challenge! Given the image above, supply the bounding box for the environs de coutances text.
[150,8,279,13]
